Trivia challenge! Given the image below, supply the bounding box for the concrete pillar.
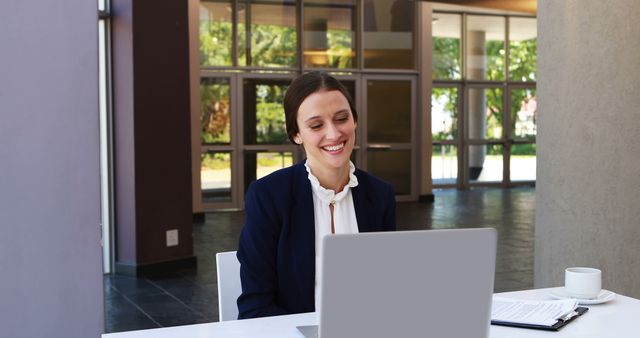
[0,0,103,336]
[467,30,487,179]
[536,0,640,298]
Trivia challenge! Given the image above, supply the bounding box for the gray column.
[467,30,487,179]
[536,0,640,298]
[0,0,103,337]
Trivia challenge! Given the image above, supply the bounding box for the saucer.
[548,287,616,305]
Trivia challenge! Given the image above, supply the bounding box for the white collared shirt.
[304,161,359,311]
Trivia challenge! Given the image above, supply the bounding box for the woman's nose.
[325,122,341,140]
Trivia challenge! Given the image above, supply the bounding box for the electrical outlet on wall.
[166,229,179,247]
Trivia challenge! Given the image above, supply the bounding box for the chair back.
[216,251,241,321]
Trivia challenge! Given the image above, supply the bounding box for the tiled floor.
[104,187,535,333]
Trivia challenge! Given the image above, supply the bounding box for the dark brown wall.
[113,0,194,268]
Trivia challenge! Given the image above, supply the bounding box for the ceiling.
[428,0,536,15]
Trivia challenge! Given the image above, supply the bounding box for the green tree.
[432,37,461,79]
[200,20,233,66]
[200,81,231,144]
[255,85,288,144]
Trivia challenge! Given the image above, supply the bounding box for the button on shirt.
[304,161,359,310]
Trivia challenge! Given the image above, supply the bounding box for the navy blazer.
[236,162,396,319]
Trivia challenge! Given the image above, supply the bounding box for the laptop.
[297,228,497,338]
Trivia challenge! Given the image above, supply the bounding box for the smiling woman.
[235,71,397,319]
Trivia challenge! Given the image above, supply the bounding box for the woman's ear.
[294,135,302,145]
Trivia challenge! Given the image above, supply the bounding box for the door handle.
[368,144,392,150]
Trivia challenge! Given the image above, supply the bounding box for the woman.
[236,71,396,319]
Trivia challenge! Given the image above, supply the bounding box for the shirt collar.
[304,161,359,204]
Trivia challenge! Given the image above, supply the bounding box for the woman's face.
[294,90,357,173]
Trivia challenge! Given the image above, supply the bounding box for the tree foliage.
[432,32,537,155]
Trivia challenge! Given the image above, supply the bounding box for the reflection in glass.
[511,89,537,140]
[510,144,536,181]
[367,80,411,143]
[244,79,289,144]
[509,17,537,82]
[432,87,458,140]
[244,152,293,192]
[304,0,356,68]
[432,145,457,185]
[367,150,411,195]
[201,152,232,203]
[200,1,233,66]
[201,78,231,144]
[469,144,502,182]
[466,16,505,80]
[432,13,461,79]
[363,0,415,69]
[468,88,503,140]
[238,1,298,67]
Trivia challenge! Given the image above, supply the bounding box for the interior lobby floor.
[104,187,535,333]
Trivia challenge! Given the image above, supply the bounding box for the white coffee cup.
[565,267,601,299]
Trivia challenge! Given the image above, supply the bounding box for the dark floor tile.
[105,288,161,333]
[109,274,163,297]
[129,291,209,327]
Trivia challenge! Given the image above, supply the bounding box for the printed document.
[492,297,579,326]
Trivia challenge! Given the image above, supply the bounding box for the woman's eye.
[309,124,322,130]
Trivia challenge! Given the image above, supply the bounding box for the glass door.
[199,74,236,209]
[239,74,300,198]
[464,86,505,186]
[431,85,461,188]
[508,86,537,183]
[362,75,416,200]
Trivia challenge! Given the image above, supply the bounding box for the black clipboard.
[491,306,589,331]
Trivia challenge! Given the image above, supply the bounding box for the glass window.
[201,78,231,144]
[200,1,234,66]
[466,15,505,81]
[238,1,298,67]
[201,152,232,203]
[432,13,461,80]
[363,0,415,69]
[510,88,536,140]
[367,79,411,143]
[367,150,411,195]
[510,144,536,181]
[432,145,457,185]
[303,0,356,68]
[432,87,458,141]
[468,88,503,140]
[509,17,537,82]
[469,144,502,183]
[244,151,293,192]
[243,79,289,145]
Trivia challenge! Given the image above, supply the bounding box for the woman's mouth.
[322,142,345,152]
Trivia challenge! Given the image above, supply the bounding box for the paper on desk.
[492,297,578,326]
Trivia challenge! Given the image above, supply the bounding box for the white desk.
[103,288,640,338]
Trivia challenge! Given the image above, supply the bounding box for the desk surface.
[103,288,640,338]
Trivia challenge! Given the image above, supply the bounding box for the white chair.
[216,251,242,321]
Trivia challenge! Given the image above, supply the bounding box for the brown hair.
[283,71,358,143]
